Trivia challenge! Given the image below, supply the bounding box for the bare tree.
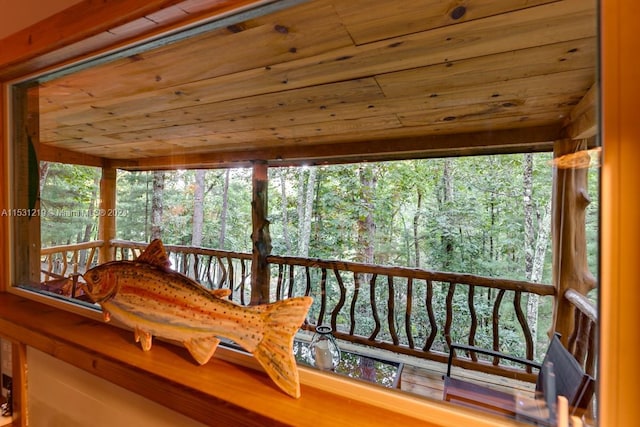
[298,167,316,257]
[150,171,164,240]
[218,169,230,249]
[523,153,552,358]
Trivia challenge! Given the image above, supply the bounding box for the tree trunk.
[413,189,422,268]
[250,162,271,305]
[357,164,376,264]
[523,153,553,358]
[218,169,229,249]
[280,168,291,254]
[442,158,454,269]
[192,170,205,247]
[190,169,205,280]
[297,169,305,254]
[150,171,164,240]
[298,168,316,257]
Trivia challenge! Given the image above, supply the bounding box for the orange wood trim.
[0,292,527,427]
[0,83,7,293]
[0,0,273,80]
[599,0,640,426]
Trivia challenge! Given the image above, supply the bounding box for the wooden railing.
[40,240,564,380]
[40,240,104,280]
[564,288,598,378]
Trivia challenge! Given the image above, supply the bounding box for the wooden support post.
[551,139,597,342]
[250,161,271,305]
[98,166,116,264]
[11,82,41,286]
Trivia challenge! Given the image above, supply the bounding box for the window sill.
[0,293,517,426]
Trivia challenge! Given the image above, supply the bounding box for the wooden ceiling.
[34,0,598,170]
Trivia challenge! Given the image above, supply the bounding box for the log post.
[250,161,272,305]
[12,82,41,286]
[551,139,597,342]
[98,166,116,263]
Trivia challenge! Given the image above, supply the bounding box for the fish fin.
[184,337,221,365]
[252,296,313,398]
[136,239,171,269]
[135,327,153,351]
[210,289,231,299]
[102,310,111,322]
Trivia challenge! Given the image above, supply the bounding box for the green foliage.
[39,153,600,361]
[40,162,101,246]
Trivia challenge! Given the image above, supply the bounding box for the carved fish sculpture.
[81,239,313,398]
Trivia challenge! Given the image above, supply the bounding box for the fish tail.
[253,296,313,398]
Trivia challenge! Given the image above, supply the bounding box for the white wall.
[27,348,207,427]
[0,0,83,39]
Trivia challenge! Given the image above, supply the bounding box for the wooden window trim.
[0,293,516,426]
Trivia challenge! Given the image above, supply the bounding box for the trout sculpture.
[81,239,313,398]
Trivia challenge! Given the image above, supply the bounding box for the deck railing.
[39,240,574,381]
[564,288,598,377]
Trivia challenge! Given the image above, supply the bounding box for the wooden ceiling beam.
[38,143,106,168]
[112,125,560,170]
[564,83,598,139]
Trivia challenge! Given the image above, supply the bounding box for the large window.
[7,0,599,422]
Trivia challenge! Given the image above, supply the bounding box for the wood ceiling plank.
[105,114,403,145]
[74,107,564,161]
[397,93,580,127]
[376,38,596,98]
[333,0,559,45]
[38,1,353,117]
[266,111,565,147]
[40,78,385,142]
[42,67,591,148]
[41,37,594,142]
[38,0,595,131]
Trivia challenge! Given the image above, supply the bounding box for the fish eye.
[90,272,101,283]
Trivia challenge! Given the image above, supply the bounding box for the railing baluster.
[331,269,346,333]
[405,277,415,349]
[368,274,381,341]
[387,276,399,345]
[203,255,213,288]
[349,272,360,335]
[87,247,97,270]
[468,285,478,361]
[513,291,534,372]
[71,250,79,275]
[276,264,284,301]
[585,323,596,377]
[573,312,591,366]
[304,266,311,297]
[492,289,506,365]
[317,268,328,326]
[444,282,456,351]
[227,256,234,297]
[240,259,247,306]
[287,264,294,298]
[424,279,437,351]
[62,251,68,276]
[215,256,227,289]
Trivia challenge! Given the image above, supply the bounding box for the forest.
[38,152,600,360]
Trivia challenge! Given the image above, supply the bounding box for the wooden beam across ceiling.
[107,125,560,171]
